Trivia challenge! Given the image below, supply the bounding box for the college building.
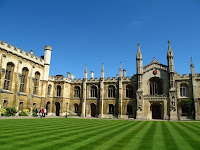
[0,40,199,120]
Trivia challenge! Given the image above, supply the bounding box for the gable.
[143,58,168,73]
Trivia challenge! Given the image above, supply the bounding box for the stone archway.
[91,103,96,117]
[55,102,60,116]
[152,104,161,119]
[46,101,50,115]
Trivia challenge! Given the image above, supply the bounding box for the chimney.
[67,72,70,78]
[123,69,126,77]
[71,74,74,80]
[91,71,94,79]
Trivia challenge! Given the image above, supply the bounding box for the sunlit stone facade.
[0,40,199,120]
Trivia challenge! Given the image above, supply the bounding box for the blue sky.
[1,0,200,78]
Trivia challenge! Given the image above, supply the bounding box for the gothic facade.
[0,40,200,120]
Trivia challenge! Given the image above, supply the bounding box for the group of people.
[35,108,47,117]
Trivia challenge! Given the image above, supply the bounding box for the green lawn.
[0,118,200,150]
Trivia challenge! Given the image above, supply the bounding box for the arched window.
[47,84,52,96]
[108,85,115,98]
[57,85,61,97]
[91,85,97,98]
[20,67,29,92]
[180,84,188,97]
[150,77,163,95]
[74,86,80,98]
[3,100,8,108]
[19,102,23,111]
[74,103,79,113]
[109,104,114,114]
[127,105,133,115]
[3,62,15,90]
[33,72,40,94]
[126,85,134,98]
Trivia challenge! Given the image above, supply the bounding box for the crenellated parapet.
[175,73,190,80]
[0,40,45,66]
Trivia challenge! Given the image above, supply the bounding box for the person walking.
[42,108,44,117]
[35,108,38,116]
[44,108,46,117]
[38,108,41,117]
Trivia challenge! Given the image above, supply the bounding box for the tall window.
[91,86,97,98]
[33,72,40,94]
[3,62,14,90]
[109,104,114,114]
[108,85,115,98]
[126,85,134,98]
[57,85,61,97]
[180,84,188,97]
[20,67,29,92]
[3,100,8,108]
[150,78,163,95]
[74,86,80,98]
[19,102,23,111]
[47,84,52,96]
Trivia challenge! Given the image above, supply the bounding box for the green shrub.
[19,109,29,116]
[1,108,6,116]
[5,107,17,116]
[32,108,37,117]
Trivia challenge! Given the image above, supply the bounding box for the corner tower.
[136,43,143,119]
[44,46,52,81]
[167,41,177,120]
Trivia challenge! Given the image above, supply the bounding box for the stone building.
[0,40,199,120]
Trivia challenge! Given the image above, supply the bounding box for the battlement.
[0,40,45,66]
[176,73,190,78]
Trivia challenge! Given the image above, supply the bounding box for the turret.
[119,62,122,77]
[136,43,143,75]
[167,40,174,72]
[43,46,52,81]
[101,63,104,79]
[191,57,195,76]
[84,64,87,79]
[167,40,175,89]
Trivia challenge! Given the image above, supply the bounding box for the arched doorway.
[91,103,96,117]
[55,102,60,116]
[46,102,50,115]
[152,104,161,119]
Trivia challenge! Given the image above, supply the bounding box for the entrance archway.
[46,102,50,115]
[152,104,161,119]
[55,102,60,116]
[91,103,96,117]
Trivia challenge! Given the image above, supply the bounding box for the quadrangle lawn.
[0,118,200,150]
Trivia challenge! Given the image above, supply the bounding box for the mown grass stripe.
[136,121,157,150]
[34,120,129,150]
[179,122,200,135]
[0,118,83,134]
[97,121,147,150]
[0,119,113,149]
[161,121,179,150]
[18,120,127,150]
[171,122,200,150]
[151,122,166,150]
[120,121,152,150]
[165,122,193,150]
[72,121,142,150]
[0,120,94,143]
